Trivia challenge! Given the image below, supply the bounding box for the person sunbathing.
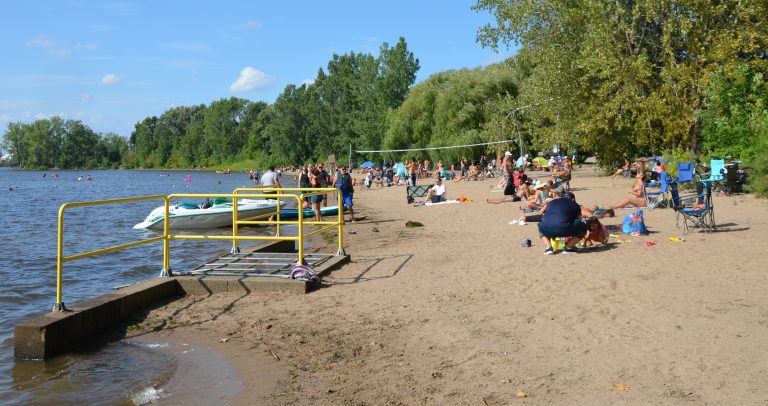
[519,180,552,212]
[454,162,480,182]
[580,205,615,219]
[510,187,561,225]
[608,173,647,209]
[610,157,631,179]
[487,174,530,204]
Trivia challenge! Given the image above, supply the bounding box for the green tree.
[701,64,768,162]
[201,97,250,164]
[154,105,205,167]
[130,116,158,167]
[98,133,129,167]
[474,0,768,166]
[59,120,100,168]
[1,122,32,167]
[383,64,520,164]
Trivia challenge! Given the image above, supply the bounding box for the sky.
[0,1,518,137]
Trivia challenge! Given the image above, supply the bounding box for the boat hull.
[277,205,340,219]
[134,200,285,230]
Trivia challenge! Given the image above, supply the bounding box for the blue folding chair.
[643,171,670,209]
[669,181,716,234]
[676,161,695,191]
[698,159,725,187]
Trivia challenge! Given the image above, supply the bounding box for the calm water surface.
[0,168,290,404]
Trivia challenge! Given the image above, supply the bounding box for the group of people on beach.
[293,163,356,224]
[477,151,611,254]
[275,149,663,255]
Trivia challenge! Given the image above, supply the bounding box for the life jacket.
[299,172,310,188]
[340,173,353,193]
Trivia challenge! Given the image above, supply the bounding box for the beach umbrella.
[533,157,548,168]
[360,161,377,168]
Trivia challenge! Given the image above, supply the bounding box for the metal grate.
[184,252,333,277]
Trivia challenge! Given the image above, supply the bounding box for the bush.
[662,147,697,179]
[746,154,768,198]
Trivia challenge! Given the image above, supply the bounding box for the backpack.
[622,209,649,235]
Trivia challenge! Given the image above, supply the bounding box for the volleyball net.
[354,139,517,154]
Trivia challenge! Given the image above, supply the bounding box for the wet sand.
[127,326,287,405]
[135,165,768,404]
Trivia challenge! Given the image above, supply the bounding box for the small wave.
[131,386,166,405]
[141,343,169,349]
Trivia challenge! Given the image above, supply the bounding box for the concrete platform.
[14,240,349,360]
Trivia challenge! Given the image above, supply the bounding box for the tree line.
[122,37,420,169]
[1,117,127,169]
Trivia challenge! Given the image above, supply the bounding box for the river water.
[0,168,291,405]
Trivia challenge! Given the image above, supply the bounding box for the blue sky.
[0,1,517,137]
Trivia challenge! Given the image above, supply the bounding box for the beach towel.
[414,200,460,207]
[291,264,319,282]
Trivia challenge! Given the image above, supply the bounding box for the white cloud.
[76,42,98,51]
[79,93,93,104]
[229,67,274,92]
[26,34,71,57]
[246,20,262,29]
[101,73,122,85]
[300,78,315,87]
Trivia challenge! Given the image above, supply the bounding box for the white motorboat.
[133,198,286,230]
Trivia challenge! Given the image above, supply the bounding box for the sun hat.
[504,151,512,156]
[534,181,548,190]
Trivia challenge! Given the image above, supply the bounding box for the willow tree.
[383,64,519,164]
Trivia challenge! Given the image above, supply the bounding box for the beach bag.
[622,209,648,235]
[291,264,319,283]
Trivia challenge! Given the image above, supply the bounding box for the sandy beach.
[130,165,768,405]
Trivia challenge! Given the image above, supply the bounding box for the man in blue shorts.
[333,166,356,224]
[538,191,586,255]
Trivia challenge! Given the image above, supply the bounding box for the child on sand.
[583,216,609,247]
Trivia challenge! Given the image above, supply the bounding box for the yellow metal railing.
[54,195,168,311]
[54,188,346,312]
[233,187,344,258]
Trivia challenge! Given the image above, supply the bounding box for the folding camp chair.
[406,184,433,204]
[698,159,725,189]
[669,181,716,234]
[643,171,670,209]
[675,161,695,192]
